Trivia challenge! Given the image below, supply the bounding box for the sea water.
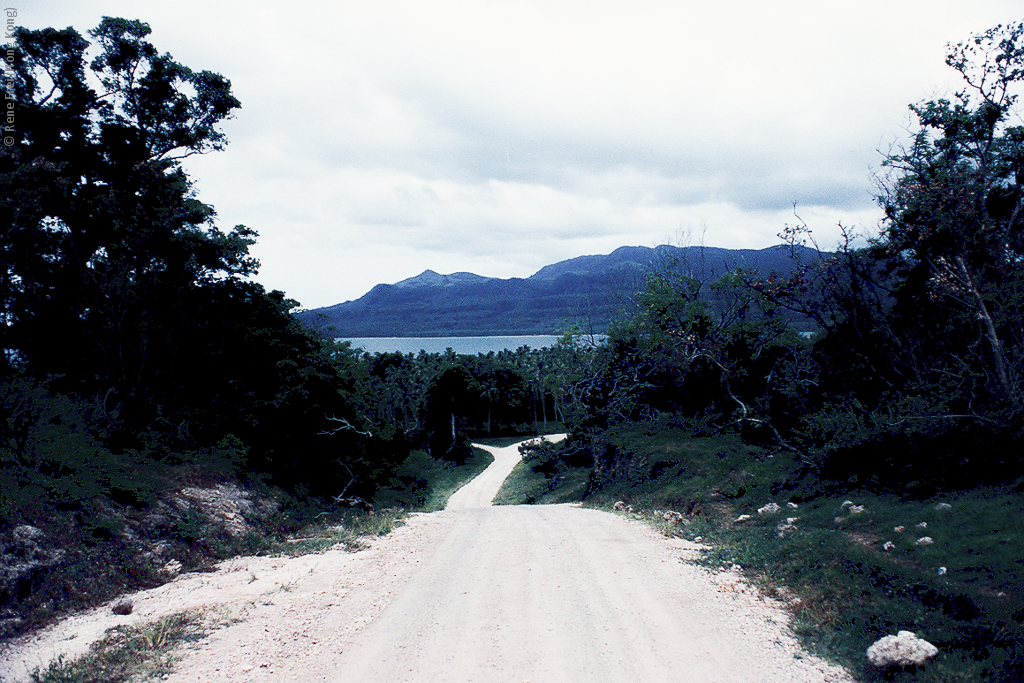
[341,335,564,356]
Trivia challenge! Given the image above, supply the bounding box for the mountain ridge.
[296,244,819,337]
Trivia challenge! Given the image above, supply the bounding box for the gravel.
[1,438,857,683]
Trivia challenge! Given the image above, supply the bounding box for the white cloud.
[25,0,1024,307]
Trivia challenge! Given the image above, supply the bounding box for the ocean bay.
[341,335,564,356]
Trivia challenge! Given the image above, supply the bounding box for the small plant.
[29,611,206,683]
[277,509,408,556]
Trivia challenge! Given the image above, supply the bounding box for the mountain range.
[295,244,820,337]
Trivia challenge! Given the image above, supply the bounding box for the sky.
[26,1,1024,309]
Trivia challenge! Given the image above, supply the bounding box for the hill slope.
[296,245,819,337]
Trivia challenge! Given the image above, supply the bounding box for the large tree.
[878,21,1024,410]
[0,18,405,495]
[1,18,249,414]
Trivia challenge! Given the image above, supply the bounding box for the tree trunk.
[956,256,1014,401]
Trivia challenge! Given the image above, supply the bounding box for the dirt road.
[3,438,856,682]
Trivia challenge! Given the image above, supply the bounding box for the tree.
[1,18,248,416]
[422,366,477,462]
[0,18,408,495]
[878,21,1024,408]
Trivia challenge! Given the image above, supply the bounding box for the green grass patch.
[473,435,539,448]
[29,611,208,683]
[490,436,589,505]
[374,447,494,512]
[277,508,408,555]
[573,421,1024,682]
[492,458,589,505]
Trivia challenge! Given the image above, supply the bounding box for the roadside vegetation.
[497,424,1024,682]
[27,611,208,683]
[375,447,494,512]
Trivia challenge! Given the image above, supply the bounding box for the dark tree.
[0,18,406,495]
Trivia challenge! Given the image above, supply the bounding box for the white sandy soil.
[1,437,856,682]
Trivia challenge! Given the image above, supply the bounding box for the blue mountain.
[295,244,820,337]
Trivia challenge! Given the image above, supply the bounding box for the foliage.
[0,17,411,504]
[0,17,418,643]
[492,438,590,505]
[374,447,494,512]
[29,611,207,683]
[871,20,1024,425]
[566,423,1024,683]
[558,22,1024,491]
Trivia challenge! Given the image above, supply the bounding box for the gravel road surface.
[2,437,856,682]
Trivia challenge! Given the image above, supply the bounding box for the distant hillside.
[295,245,822,337]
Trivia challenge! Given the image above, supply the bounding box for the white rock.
[775,522,797,538]
[935,503,952,511]
[757,503,781,516]
[894,526,905,533]
[916,522,927,529]
[849,505,865,514]
[735,514,752,523]
[867,631,938,668]
[787,502,799,509]
[915,536,934,546]
[613,501,626,511]
[834,516,845,523]
[841,500,854,508]
[883,541,895,551]
[159,559,183,577]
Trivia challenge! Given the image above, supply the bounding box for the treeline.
[337,343,578,464]
[0,18,414,527]
[555,22,1024,494]
[0,16,577,532]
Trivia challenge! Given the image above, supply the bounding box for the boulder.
[174,483,260,537]
[757,503,781,516]
[663,510,684,523]
[613,501,626,511]
[867,631,938,668]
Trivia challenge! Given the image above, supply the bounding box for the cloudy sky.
[27,1,1023,308]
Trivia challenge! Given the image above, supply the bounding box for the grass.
[278,508,409,555]
[374,447,494,512]
[28,611,209,683]
[492,456,589,505]
[507,422,1024,682]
